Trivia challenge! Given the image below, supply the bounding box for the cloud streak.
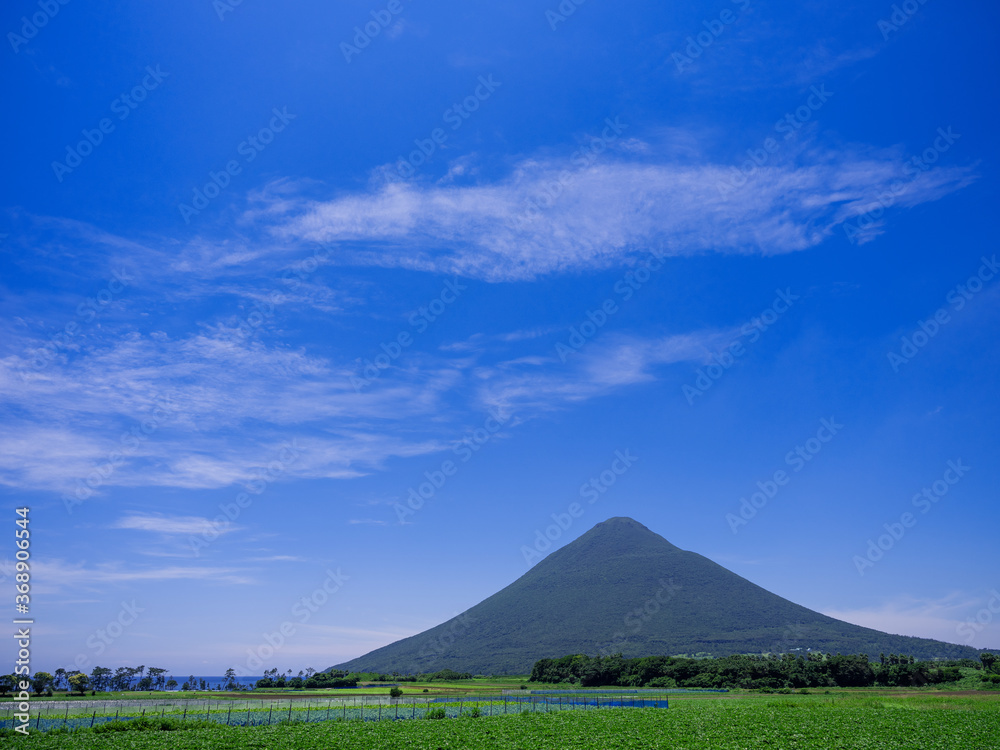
[270,147,975,280]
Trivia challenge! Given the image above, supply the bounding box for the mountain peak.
[333,517,979,674]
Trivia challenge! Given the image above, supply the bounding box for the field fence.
[0,693,672,732]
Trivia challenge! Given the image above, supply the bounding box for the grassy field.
[1,677,537,702]
[3,690,998,749]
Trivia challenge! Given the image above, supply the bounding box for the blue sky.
[1,0,998,676]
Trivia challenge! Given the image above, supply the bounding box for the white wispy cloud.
[113,513,234,536]
[474,331,729,414]
[823,592,1000,647]
[0,321,740,493]
[0,329,457,493]
[33,559,254,593]
[267,147,975,281]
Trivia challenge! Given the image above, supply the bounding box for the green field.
[3,691,999,749]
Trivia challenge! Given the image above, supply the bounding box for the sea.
[170,676,266,690]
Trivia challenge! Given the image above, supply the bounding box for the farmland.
[3,690,998,749]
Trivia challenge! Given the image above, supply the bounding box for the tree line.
[0,666,175,696]
[0,665,476,697]
[253,667,473,689]
[530,651,1000,690]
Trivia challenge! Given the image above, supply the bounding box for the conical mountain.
[333,517,979,675]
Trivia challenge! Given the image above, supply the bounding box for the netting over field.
[0,692,676,732]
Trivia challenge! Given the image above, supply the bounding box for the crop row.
[2,698,998,749]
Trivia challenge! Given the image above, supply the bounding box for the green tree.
[166,679,178,690]
[981,652,998,674]
[0,674,18,697]
[31,672,54,696]
[68,672,89,695]
[223,668,238,691]
[147,667,168,690]
[90,666,112,692]
[53,668,68,691]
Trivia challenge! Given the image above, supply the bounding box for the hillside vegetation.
[334,518,984,674]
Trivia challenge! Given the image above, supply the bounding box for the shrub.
[389,687,403,698]
[424,707,446,720]
[422,688,429,692]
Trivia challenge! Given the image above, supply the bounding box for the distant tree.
[223,668,238,691]
[0,674,17,697]
[389,687,403,698]
[68,672,89,695]
[53,668,68,691]
[110,667,133,692]
[147,667,168,690]
[166,679,178,690]
[199,678,207,690]
[88,667,110,692]
[31,672,54,696]
[182,682,190,691]
[981,653,998,674]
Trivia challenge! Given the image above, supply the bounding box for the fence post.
[268,704,273,725]
[326,699,331,721]
[91,711,96,728]
[288,701,292,723]
[247,702,250,726]
[227,704,232,725]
